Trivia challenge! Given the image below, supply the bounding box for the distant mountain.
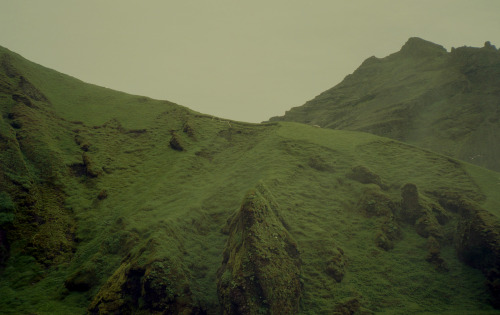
[270,38,500,172]
[1,45,500,314]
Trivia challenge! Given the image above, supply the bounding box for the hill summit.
[270,37,500,172]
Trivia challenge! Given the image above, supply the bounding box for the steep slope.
[1,46,500,314]
[270,38,500,172]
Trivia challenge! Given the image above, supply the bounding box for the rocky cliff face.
[270,38,500,172]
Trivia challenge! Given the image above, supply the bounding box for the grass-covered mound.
[270,38,500,173]
[1,45,500,314]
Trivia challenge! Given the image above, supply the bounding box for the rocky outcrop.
[169,132,185,151]
[217,184,302,314]
[346,165,387,190]
[407,190,500,306]
[70,152,102,178]
[400,183,423,224]
[399,37,447,58]
[89,239,198,314]
[400,183,445,240]
[357,187,401,250]
[451,199,500,307]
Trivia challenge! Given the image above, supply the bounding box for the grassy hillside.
[270,38,500,173]
[1,46,500,314]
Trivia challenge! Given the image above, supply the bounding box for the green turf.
[1,44,500,314]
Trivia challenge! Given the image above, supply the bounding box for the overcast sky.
[1,1,499,122]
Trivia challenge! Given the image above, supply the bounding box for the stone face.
[217,184,302,315]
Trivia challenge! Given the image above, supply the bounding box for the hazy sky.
[1,1,500,122]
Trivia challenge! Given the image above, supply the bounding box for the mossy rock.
[169,132,185,151]
[217,184,302,314]
[308,155,335,172]
[89,240,197,314]
[415,213,443,239]
[346,165,388,190]
[325,246,346,282]
[400,183,424,224]
[357,187,395,218]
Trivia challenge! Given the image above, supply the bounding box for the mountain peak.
[399,37,447,57]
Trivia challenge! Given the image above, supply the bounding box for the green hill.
[1,45,500,314]
[269,37,500,172]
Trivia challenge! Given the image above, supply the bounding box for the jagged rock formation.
[217,184,302,314]
[270,37,500,172]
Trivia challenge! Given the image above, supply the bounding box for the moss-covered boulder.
[357,187,401,250]
[169,132,185,151]
[89,239,197,314]
[217,184,302,315]
[358,187,395,218]
[346,165,388,190]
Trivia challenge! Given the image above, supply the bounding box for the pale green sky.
[1,1,499,122]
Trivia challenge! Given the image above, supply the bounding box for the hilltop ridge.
[270,38,500,172]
